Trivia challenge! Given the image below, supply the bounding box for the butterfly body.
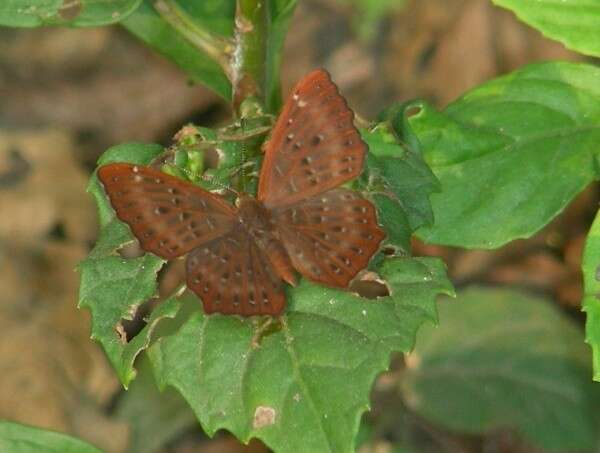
[98,69,385,317]
[235,195,297,287]
[237,195,276,241]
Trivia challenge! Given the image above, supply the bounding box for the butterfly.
[98,69,385,317]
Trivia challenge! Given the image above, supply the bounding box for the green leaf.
[78,143,181,388]
[148,257,453,453]
[122,0,233,100]
[410,61,600,248]
[175,1,235,36]
[371,193,412,253]
[492,0,600,58]
[402,287,599,451]
[0,421,101,453]
[122,0,297,109]
[0,0,142,27]
[83,137,452,451]
[263,0,297,112]
[582,209,600,381]
[360,126,439,253]
[114,353,197,453]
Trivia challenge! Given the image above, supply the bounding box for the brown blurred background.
[0,0,594,452]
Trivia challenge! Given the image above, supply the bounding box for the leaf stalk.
[153,0,235,80]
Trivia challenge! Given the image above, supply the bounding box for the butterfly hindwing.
[185,229,286,316]
[98,163,237,260]
[258,69,367,208]
[273,189,385,287]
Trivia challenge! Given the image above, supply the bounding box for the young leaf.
[121,0,232,100]
[402,287,599,451]
[582,209,600,381]
[0,421,101,453]
[492,0,600,58]
[148,257,453,453]
[78,143,179,388]
[1,0,142,27]
[409,61,600,248]
[360,127,440,253]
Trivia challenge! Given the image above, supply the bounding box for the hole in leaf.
[382,245,403,257]
[59,0,82,20]
[117,241,144,258]
[119,297,156,343]
[350,272,389,299]
[405,105,422,118]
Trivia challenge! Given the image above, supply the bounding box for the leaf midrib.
[428,124,600,169]
[280,317,336,452]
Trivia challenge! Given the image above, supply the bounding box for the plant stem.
[155,0,273,116]
[231,0,268,115]
[153,0,234,80]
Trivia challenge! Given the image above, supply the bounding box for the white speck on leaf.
[253,406,276,429]
[293,393,301,402]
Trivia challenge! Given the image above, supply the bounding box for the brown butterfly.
[98,69,385,316]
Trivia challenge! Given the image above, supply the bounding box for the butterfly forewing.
[98,163,237,260]
[273,189,385,287]
[258,69,367,208]
[185,229,286,316]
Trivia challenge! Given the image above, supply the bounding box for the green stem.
[231,0,268,115]
[153,0,234,80]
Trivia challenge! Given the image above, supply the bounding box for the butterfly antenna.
[239,118,248,192]
[200,172,239,197]
[166,155,237,197]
